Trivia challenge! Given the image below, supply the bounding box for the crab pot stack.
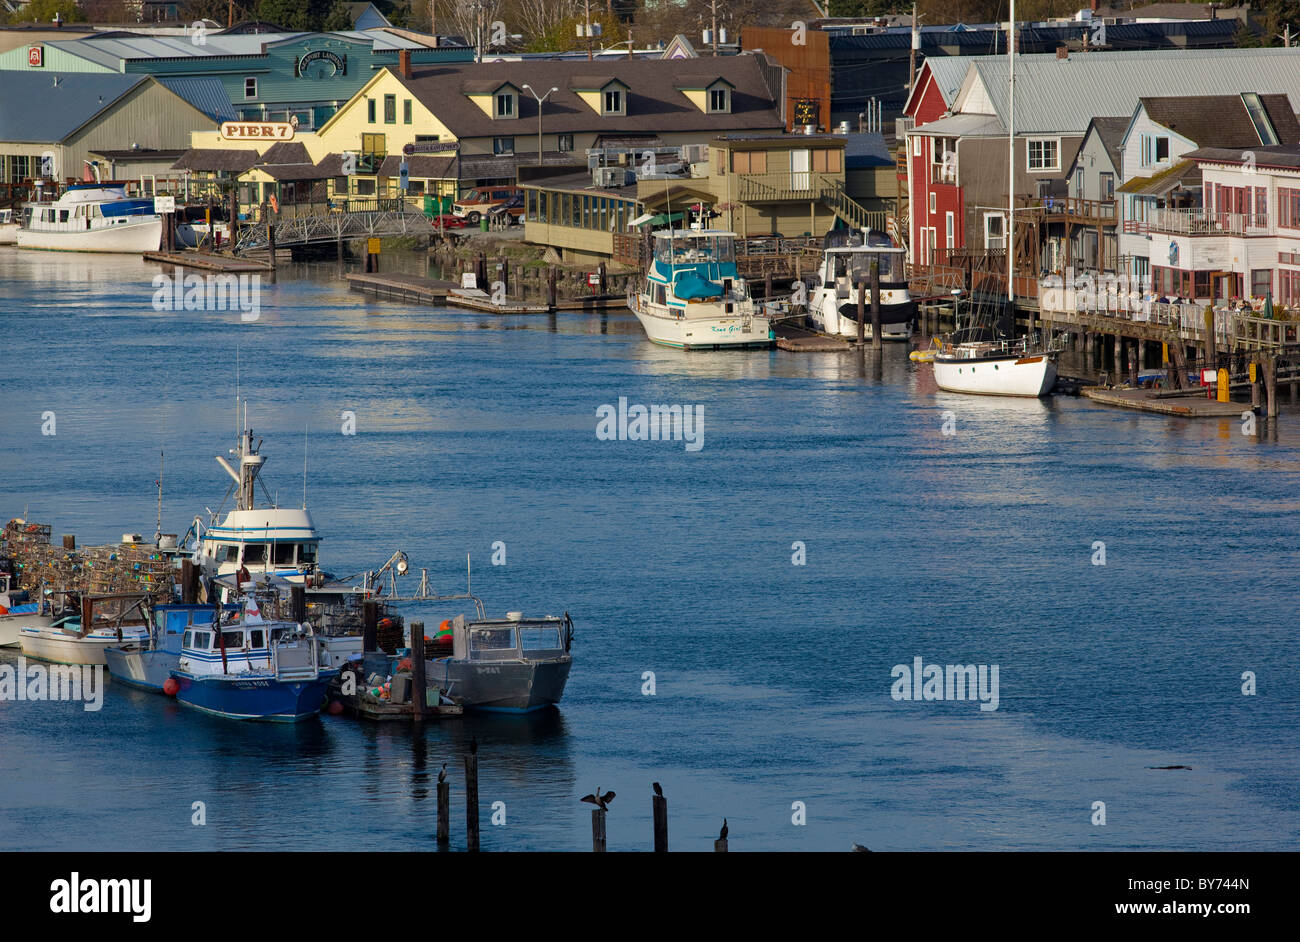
[1,523,174,601]
[83,544,175,599]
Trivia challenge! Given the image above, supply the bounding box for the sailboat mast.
[1007,0,1016,306]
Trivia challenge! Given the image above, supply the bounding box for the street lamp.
[521,84,558,168]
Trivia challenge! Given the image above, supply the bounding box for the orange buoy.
[163,677,179,696]
[327,700,344,716]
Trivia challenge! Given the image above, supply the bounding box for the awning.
[1118,160,1200,197]
[629,212,655,227]
[638,212,684,227]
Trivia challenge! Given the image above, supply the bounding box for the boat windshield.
[520,624,564,651]
[655,234,735,267]
[828,250,904,283]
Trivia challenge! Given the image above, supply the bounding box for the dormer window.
[603,89,623,115]
[496,92,515,118]
[709,87,729,112]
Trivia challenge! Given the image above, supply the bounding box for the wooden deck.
[142,251,273,273]
[1081,386,1246,417]
[774,322,852,352]
[347,272,455,304]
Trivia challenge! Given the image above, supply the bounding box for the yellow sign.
[219,121,295,141]
[367,238,381,255]
[1249,362,1257,383]
[1217,369,1229,403]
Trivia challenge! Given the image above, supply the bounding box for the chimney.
[398,49,412,79]
[1090,0,1099,10]
[1056,44,1069,59]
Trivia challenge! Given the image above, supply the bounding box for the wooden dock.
[347,272,455,304]
[1081,386,1245,417]
[142,250,273,273]
[447,287,550,313]
[774,322,852,352]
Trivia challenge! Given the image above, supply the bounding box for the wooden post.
[1203,305,1215,369]
[764,271,772,301]
[856,281,865,344]
[229,189,239,249]
[591,808,607,853]
[652,794,668,853]
[714,836,728,852]
[290,585,305,623]
[465,749,480,852]
[181,558,197,604]
[1265,354,1279,419]
[266,220,277,273]
[62,534,75,551]
[597,261,606,293]
[409,620,427,721]
[1113,333,1121,375]
[1127,343,1137,387]
[500,256,509,296]
[870,260,882,352]
[1252,365,1261,411]
[547,266,557,310]
[437,779,450,846]
[362,600,379,653]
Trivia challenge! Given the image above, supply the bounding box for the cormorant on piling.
[652,782,663,799]
[438,763,447,784]
[719,818,728,841]
[581,788,616,811]
[852,843,872,853]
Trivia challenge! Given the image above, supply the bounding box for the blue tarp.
[674,270,722,300]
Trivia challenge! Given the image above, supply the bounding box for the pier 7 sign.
[220,121,295,142]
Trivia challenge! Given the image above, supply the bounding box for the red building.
[901,58,970,264]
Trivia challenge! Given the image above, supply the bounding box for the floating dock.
[347,272,455,304]
[1081,386,1245,417]
[774,322,853,352]
[142,251,273,273]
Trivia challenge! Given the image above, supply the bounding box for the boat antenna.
[1006,0,1015,309]
[154,449,164,545]
[466,552,471,595]
[302,422,308,510]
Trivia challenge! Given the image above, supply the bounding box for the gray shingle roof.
[0,72,148,143]
[1138,94,1300,148]
[170,148,260,172]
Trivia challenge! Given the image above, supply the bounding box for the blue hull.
[171,670,336,722]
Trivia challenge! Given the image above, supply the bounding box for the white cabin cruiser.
[17,185,161,253]
[628,228,772,350]
[808,229,914,341]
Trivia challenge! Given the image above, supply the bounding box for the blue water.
[0,250,1296,852]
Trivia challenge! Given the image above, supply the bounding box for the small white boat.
[0,208,18,245]
[629,228,772,350]
[17,185,161,253]
[808,230,914,341]
[18,594,152,665]
[0,572,50,647]
[932,333,1058,397]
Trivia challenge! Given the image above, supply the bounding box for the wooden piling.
[856,281,865,345]
[652,794,668,853]
[1265,355,1279,419]
[62,534,75,551]
[409,620,427,721]
[764,271,772,301]
[181,558,197,603]
[591,808,607,853]
[597,261,607,293]
[870,261,882,352]
[465,749,480,852]
[1113,333,1121,375]
[547,266,557,310]
[714,837,728,852]
[1127,343,1138,387]
[362,600,379,653]
[437,780,450,846]
[290,585,305,623]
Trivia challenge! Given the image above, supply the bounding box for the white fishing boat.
[0,208,18,245]
[808,229,914,340]
[932,330,1058,397]
[628,228,773,350]
[18,594,152,666]
[424,611,573,713]
[0,572,50,647]
[104,602,238,693]
[17,185,161,253]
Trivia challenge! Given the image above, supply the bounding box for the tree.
[323,1,354,29]
[6,0,88,24]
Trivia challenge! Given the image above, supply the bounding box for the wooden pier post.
[597,261,606,294]
[1252,363,1261,412]
[856,281,865,345]
[1203,305,1215,368]
[1127,343,1138,387]
[870,261,882,353]
[465,746,480,852]
[591,808,607,853]
[652,793,668,853]
[437,778,450,847]
[62,534,75,551]
[290,585,305,623]
[764,271,772,301]
[362,600,379,653]
[1265,355,1279,419]
[1085,330,1094,368]
[1113,333,1121,376]
[500,256,510,296]
[181,558,197,603]
[547,266,557,311]
[714,836,728,852]
[229,189,239,248]
[409,620,427,721]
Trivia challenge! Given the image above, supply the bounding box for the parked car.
[429,214,467,229]
[453,186,524,224]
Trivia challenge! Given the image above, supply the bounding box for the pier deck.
[347,272,455,304]
[774,322,852,352]
[143,251,273,273]
[1081,386,1245,417]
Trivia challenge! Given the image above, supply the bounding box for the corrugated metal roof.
[61,29,432,63]
[0,72,148,143]
[157,76,236,122]
[911,113,1004,137]
[961,47,1300,135]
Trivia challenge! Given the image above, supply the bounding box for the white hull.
[932,354,1058,397]
[0,614,51,647]
[809,289,912,341]
[0,223,18,245]
[631,304,772,349]
[19,626,150,666]
[17,217,161,253]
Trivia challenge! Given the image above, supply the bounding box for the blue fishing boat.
[169,598,337,721]
[104,603,239,693]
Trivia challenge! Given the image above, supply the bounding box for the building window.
[526,189,537,221]
[928,192,936,214]
[1100,172,1114,200]
[912,136,922,157]
[984,213,1005,250]
[414,134,439,143]
[244,77,257,99]
[945,212,954,248]
[730,150,767,174]
[603,89,623,114]
[1281,269,1300,305]
[1026,138,1059,172]
[1279,188,1300,229]
[811,148,842,173]
[558,133,574,153]
[496,92,514,117]
[709,87,729,112]
[383,94,396,124]
[367,98,375,123]
[1251,269,1272,298]
[493,136,514,155]
[403,99,412,124]
[1141,135,1170,166]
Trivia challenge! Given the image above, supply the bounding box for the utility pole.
[1278,24,1293,47]
[909,3,918,91]
[711,0,719,57]
[430,0,435,41]
[584,0,594,61]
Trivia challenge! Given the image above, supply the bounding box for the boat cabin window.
[832,250,904,284]
[273,543,295,565]
[221,630,245,649]
[470,627,517,658]
[655,234,735,266]
[519,625,563,650]
[223,545,240,562]
[191,630,212,649]
[248,630,265,648]
[182,630,192,648]
[243,544,266,564]
[299,544,317,564]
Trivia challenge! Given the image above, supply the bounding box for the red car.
[429,214,467,229]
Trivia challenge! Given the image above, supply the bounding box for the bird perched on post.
[719,818,728,841]
[652,782,663,799]
[437,763,446,784]
[581,787,616,811]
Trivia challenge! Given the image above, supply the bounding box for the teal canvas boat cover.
[674,269,722,300]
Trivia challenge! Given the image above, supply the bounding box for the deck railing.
[1124,209,1269,236]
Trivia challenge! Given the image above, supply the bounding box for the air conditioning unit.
[593,166,633,187]
[680,144,706,164]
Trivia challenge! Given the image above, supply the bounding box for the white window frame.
[1026,137,1060,173]
[708,87,730,113]
[244,77,257,99]
[496,92,515,118]
[945,211,954,248]
[603,88,624,115]
[984,211,1006,250]
[928,191,936,214]
[912,135,922,157]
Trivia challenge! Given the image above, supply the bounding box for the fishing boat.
[628,228,773,349]
[17,185,162,253]
[0,572,48,647]
[104,602,238,693]
[425,611,573,713]
[0,208,18,245]
[188,411,324,591]
[808,229,914,340]
[17,594,152,666]
[169,597,337,721]
[931,328,1059,397]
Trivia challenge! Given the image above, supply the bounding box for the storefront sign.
[219,121,295,141]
